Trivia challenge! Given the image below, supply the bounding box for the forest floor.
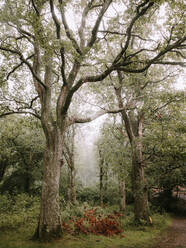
[152,216,186,248]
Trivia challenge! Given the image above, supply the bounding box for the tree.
[0,0,185,240]
[0,116,44,194]
[97,121,130,211]
[144,94,186,195]
[63,125,77,204]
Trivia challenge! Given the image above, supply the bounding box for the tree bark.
[119,178,126,212]
[115,82,149,223]
[131,138,149,223]
[63,132,77,205]
[100,164,104,207]
[0,159,7,183]
[34,127,64,241]
[67,160,76,204]
[70,163,76,204]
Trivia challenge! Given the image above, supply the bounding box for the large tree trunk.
[131,138,149,223]
[34,128,64,241]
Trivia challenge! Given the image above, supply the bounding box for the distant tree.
[0,116,44,194]
[97,121,130,211]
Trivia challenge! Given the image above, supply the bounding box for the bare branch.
[98,30,157,43]
[31,0,40,16]
[70,108,124,125]
[117,36,186,73]
[59,1,82,55]
[113,0,154,64]
[140,72,177,90]
[0,46,46,89]
[6,54,34,80]
[49,0,61,39]
[20,54,47,89]
[60,47,67,85]
[78,1,93,49]
[152,61,186,67]
[0,111,41,119]
[153,97,183,113]
[87,0,112,48]
[170,50,186,59]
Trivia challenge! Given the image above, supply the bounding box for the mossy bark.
[119,179,126,212]
[34,127,64,241]
[131,139,149,223]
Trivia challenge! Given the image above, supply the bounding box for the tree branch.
[31,0,40,16]
[113,0,154,64]
[0,46,46,89]
[152,61,186,67]
[59,0,82,55]
[69,108,125,125]
[117,36,186,73]
[78,1,94,49]
[98,30,157,43]
[87,0,112,48]
[49,0,61,39]
[6,54,34,80]
[140,72,177,90]
[0,111,41,119]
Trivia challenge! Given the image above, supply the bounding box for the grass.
[0,213,172,248]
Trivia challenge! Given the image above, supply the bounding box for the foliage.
[62,206,123,237]
[76,186,100,205]
[0,193,40,230]
[0,116,44,195]
[0,0,185,239]
[0,199,171,248]
[144,97,186,192]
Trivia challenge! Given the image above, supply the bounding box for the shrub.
[61,205,123,236]
[0,193,40,230]
[76,187,100,205]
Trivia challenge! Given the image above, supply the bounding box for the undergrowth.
[62,206,123,236]
[0,194,172,248]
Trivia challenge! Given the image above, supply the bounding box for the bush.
[0,194,13,213]
[61,203,123,236]
[0,193,40,230]
[76,187,100,205]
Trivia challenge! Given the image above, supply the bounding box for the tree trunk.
[25,152,33,195]
[0,159,7,183]
[34,128,64,241]
[100,165,104,207]
[70,163,76,204]
[131,139,149,223]
[119,178,126,212]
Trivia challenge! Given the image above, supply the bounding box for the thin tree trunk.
[119,178,126,212]
[100,164,104,207]
[0,160,7,183]
[70,162,76,204]
[25,151,33,195]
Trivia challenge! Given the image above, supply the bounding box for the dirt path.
[153,216,186,248]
